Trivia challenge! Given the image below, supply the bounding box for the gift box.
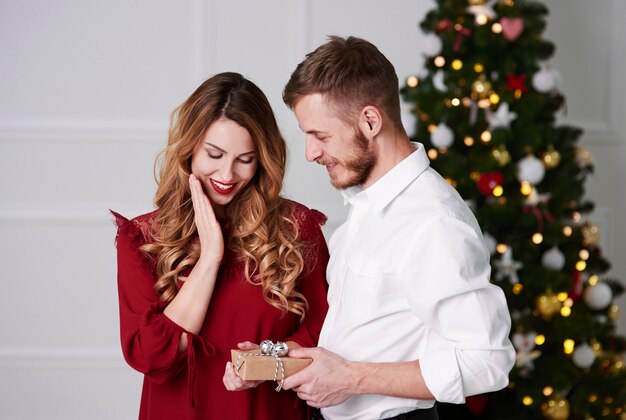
[231,349,312,381]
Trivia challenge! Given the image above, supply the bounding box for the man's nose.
[305,136,323,163]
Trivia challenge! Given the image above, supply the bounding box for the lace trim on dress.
[110,210,158,273]
[285,202,327,273]
[288,203,327,242]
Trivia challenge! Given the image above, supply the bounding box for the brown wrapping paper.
[231,349,312,381]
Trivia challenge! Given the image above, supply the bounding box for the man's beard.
[328,129,376,190]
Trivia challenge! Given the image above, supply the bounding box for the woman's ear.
[359,106,382,139]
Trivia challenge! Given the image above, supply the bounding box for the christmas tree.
[401,1,626,418]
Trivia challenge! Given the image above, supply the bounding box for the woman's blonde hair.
[143,72,308,320]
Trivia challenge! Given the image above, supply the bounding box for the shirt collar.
[341,142,431,212]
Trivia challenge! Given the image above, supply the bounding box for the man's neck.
[361,130,414,189]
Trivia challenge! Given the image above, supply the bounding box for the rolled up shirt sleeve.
[399,215,515,403]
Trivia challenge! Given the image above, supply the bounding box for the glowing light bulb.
[520,181,532,195]
[478,98,491,108]
[532,232,543,244]
[492,23,503,33]
[563,339,575,354]
[452,59,463,70]
[535,335,545,345]
[576,260,587,271]
[496,243,508,254]
[434,56,446,67]
[481,130,492,143]
[579,249,589,260]
[407,76,419,87]
[464,136,474,146]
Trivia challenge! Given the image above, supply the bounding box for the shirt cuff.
[420,347,465,404]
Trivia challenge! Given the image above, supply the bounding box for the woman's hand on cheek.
[189,174,224,265]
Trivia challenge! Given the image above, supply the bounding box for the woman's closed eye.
[237,156,256,164]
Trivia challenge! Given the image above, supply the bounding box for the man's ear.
[359,106,383,139]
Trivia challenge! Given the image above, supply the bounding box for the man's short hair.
[283,35,402,129]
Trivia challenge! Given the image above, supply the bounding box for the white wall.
[0,1,623,419]
[543,0,626,343]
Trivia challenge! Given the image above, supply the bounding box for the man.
[281,36,515,420]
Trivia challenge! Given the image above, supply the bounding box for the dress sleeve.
[398,215,515,403]
[284,208,330,347]
[112,210,189,384]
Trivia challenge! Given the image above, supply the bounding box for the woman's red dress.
[112,202,329,419]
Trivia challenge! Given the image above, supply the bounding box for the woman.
[112,72,329,419]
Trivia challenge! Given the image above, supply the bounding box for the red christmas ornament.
[506,73,528,93]
[477,172,503,196]
[569,270,583,301]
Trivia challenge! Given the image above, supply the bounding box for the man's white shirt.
[318,143,515,420]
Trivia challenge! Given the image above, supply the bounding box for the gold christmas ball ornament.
[541,395,570,420]
[609,303,619,321]
[536,291,561,320]
[575,146,593,167]
[472,75,492,98]
[542,146,561,169]
[492,146,511,166]
[581,222,601,247]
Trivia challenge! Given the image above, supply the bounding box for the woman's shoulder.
[281,199,327,240]
[110,209,159,245]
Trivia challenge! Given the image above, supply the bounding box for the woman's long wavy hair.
[143,72,308,320]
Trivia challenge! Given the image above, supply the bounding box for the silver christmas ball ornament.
[431,123,454,149]
[541,247,566,271]
[572,343,596,369]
